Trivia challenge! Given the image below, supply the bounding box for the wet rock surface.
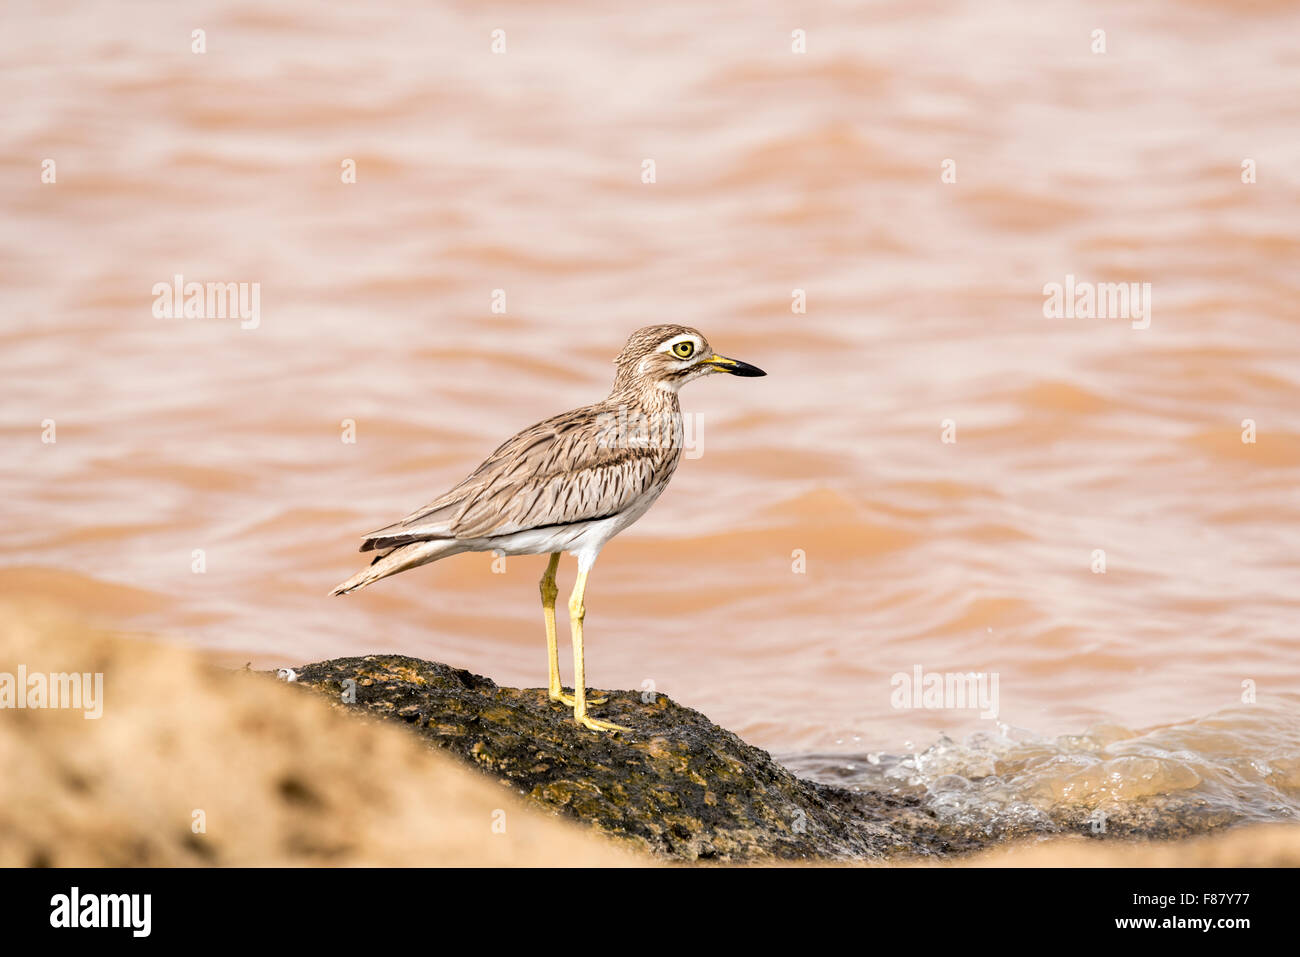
[285,654,1233,862]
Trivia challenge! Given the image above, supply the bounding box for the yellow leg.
[540,553,604,706]
[568,565,629,733]
[540,552,563,697]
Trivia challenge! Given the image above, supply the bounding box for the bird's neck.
[599,381,685,466]
[606,379,680,416]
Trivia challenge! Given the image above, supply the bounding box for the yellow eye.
[672,341,695,359]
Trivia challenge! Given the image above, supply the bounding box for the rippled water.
[3,0,1299,829]
[789,695,1300,838]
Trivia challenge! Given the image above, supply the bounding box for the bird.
[330,324,765,732]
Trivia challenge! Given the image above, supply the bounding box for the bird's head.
[611,324,765,395]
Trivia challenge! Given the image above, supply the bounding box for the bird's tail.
[329,539,461,596]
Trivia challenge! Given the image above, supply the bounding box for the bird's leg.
[568,566,629,733]
[540,552,563,698]
[541,553,604,706]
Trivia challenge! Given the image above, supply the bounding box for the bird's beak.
[704,353,766,377]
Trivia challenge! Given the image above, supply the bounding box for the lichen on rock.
[288,655,967,862]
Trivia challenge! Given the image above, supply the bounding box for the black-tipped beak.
[706,353,766,377]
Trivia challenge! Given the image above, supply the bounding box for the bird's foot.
[550,688,608,707]
[575,713,631,734]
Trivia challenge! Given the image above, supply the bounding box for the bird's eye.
[672,341,695,359]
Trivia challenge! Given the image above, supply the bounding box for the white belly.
[470,480,669,571]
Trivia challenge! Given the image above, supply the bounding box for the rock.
[286,654,1249,862]
[287,654,982,862]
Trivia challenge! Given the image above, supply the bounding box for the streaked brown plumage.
[331,323,765,731]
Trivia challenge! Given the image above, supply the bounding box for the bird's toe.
[576,714,631,733]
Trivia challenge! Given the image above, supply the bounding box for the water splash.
[786,696,1300,838]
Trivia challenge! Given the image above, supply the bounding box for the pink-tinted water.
[3,0,1299,817]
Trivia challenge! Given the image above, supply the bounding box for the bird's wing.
[361,404,671,549]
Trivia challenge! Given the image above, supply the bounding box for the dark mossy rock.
[281,654,987,862]
[280,655,1232,862]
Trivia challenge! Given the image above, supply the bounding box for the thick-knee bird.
[331,324,765,732]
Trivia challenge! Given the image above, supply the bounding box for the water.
[789,695,1300,840]
[2,0,1299,832]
